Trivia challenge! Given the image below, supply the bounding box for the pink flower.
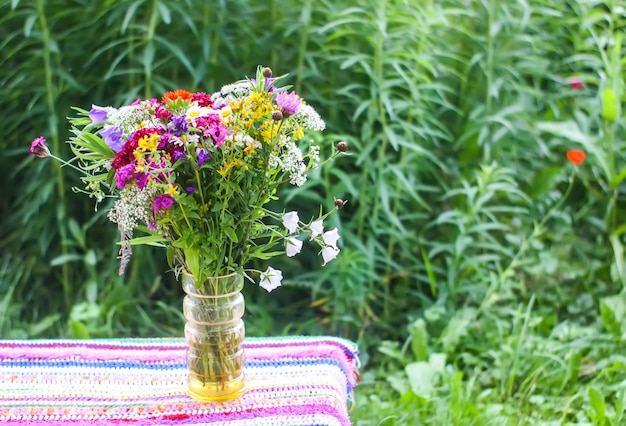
[114,163,135,188]
[29,136,50,158]
[153,194,174,212]
[276,91,302,117]
[570,79,583,90]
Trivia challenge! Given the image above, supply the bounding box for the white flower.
[322,246,340,265]
[282,211,299,234]
[285,237,303,257]
[310,220,324,237]
[259,266,283,292]
[322,228,340,249]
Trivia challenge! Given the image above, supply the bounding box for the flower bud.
[272,110,283,121]
[263,67,273,78]
[334,199,347,209]
[336,141,348,153]
[29,136,50,158]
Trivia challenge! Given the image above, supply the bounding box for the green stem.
[483,0,495,164]
[294,0,312,94]
[36,0,70,305]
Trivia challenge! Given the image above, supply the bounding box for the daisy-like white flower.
[322,228,340,249]
[285,237,303,257]
[259,266,283,292]
[310,220,324,237]
[282,211,299,234]
[322,246,340,266]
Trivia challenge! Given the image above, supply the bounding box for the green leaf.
[602,87,618,122]
[69,320,90,339]
[408,318,428,362]
[127,235,167,247]
[599,291,626,338]
[405,353,446,398]
[588,387,606,424]
[224,226,239,243]
[184,246,200,282]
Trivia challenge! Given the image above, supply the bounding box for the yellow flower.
[260,121,278,143]
[217,162,234,176]
[165,184,178,196]
[293,127,304,140]
[138,133,159,151]
[244,142,257,155]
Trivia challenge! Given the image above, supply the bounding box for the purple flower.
[185,186,197,195]
[276,91,302,117]
[89,105,108,124]
[100,125,124,152]
[29,136,50,158]
[153,194,174,212]
[196,148,210,166]
[114,163,135,188]
[136,172,149,190]
[251,78,275,92]
[172,150,187,163]
[169,115,189,137]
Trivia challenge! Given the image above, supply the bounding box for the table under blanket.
[0,336,360,425]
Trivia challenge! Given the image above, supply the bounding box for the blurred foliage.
[2,0,626,424]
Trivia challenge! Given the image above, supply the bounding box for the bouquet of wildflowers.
[30,66,346,290]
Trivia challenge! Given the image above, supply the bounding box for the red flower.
[567,149,585,165]
[161,90,192,103]
[570,79,583,90]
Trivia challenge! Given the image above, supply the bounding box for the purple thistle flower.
[88,105,108,124]
[29,136,50,158]
[153,194,174,212]
[114,163,135,189]
[100,125,124,152]
[276,91,302,117]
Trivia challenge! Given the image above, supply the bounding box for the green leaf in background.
[599,291,626,338]
[405,353,446,398]
[602,87,618,122]
[588,387,606,425]
[408,318,429,362]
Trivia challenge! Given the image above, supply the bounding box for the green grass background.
[2,0,626,424]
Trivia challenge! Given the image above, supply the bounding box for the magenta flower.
[29,136,50,158]
[570,78,583,90]
[114,163,135,188]
[153,194,174,212]
[276,91,302,117]
[89,105,108,124]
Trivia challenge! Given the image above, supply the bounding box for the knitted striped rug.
[0,336,360,425]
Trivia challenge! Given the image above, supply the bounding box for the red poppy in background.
[570,79,583,89]
[567,149,586,165]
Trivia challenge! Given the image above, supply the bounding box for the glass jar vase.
[182,272,246,401]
